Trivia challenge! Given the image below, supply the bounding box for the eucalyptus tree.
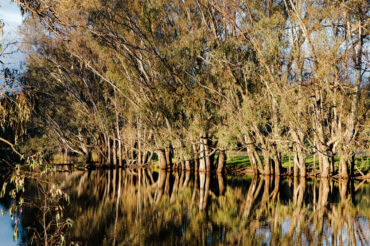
[16,0,228,170]
[13,0,369,178]
[282,0,369,178]
[205,0,291,175]
[206,0,368,178]
[19,19,112,162]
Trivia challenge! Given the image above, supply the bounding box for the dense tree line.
[4,0,368,177]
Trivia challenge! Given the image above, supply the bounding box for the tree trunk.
[113,137,117,166]
[297,149,306,177]
[320,153,330,178]
[199,172,205,210]
[339,150,349,179]
[273,155,281,176]
[165,147,172,170]
[157,149,166,169]
[217,150,226,173]
[204,138,211,172]
[124,145,129,166]
[193,144,199,172]
[244,134,263,173]
[183,171,190,188]
[185,160,191,171]
[64,147,68,164]
[291,131,306,177]
[263,150,271,175]
[118,140,123,166]
[330,155,335,176]
[107,136,111,165]
[199,138,206,172]
[293,153,299,177]
[164,171,171,195]
[253,150,264,173]
[217,173,225,195]
[247,147,258,174]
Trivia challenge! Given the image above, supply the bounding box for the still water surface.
[1,168,369,245]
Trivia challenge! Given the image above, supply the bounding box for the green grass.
[226,153,370,173]
[50,150,369,174]
[226,155,251,168]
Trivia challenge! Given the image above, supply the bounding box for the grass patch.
[226,153,369,173]
[226,154,251,168]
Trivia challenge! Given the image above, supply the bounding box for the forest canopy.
[0,0,369,178]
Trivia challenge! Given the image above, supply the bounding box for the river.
[0,168,369,245]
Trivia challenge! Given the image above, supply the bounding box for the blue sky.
[0,0,22,27]
[0,204,20,246]
[0,0,24,67]
[0,0,24,90]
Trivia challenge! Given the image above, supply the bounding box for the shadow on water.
[1,168,369,245]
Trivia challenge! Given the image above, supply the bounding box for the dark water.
[1,168,369,245]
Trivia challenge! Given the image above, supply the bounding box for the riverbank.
[46,151,370,181]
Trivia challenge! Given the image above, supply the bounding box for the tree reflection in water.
[15,169,370,245]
